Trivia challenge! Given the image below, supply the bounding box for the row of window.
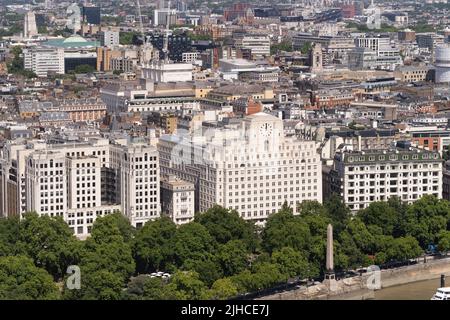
[347,186,440,195]
[135,197,158,204]
[227,193,319,204]
[37,170,64,176]
[227,167,318,175]
[40,197,64,205]
[347,153,439,162]
[348,172,440,180]
[37,162,64,169]
[347,164,440,171]
[39,205,64,212]
[348,193,440,206]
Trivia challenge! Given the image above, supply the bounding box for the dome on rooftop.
[63,35,88,43]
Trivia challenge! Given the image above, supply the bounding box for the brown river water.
[374,278,443,300]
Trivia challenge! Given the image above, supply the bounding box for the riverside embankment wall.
[256,257,450,300]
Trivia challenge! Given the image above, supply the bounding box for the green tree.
[0,216,20,257]
[122,275,147,299]
[210,278,238,300]
[337,230,368,268]
[307,236,327,276]
[413,21,436,33]
[82,216,135,282]
[300,42,312,54]
[188,32,212,41]
[403,195,450,247]
[359,201,399,235]
[298,200,328,217]
[133,217,177,273]
[271,247,311,279]
[104,212,135,243]
[182,258,222,286]
[230,262,286,294]
[386,236,423,262]
[324,194,351,233]
[17,212,81,280]
[270,40,293,55]
[229,269,255,294]
[142,276,178,300]
[74,64,95,74]
[298,201,331,238]
[195,205,258,251]
[81,240,135,282]
[66,270,124,300]
[346,217,376,254]
[217,240,249,277]
[7,46,37,78]
[301,213,330,238]
[173,222,217,266]
[261,207,311,253]
[119,31,140,45]
[387,196,409,237]
[0,255,59,300]
[250,262,287,290]
[64,216,135,300]
[38,25,48,34]
[437,231,450,253]
[166,271,211,300]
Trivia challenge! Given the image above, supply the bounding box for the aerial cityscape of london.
[1,0,450,307]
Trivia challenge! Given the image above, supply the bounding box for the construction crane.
[136,0,147,66]
[162,0,171,63]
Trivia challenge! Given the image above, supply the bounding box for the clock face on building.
[259,123,273,137]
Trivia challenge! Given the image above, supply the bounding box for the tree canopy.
[0,255,60,300]
[1,193,449,300]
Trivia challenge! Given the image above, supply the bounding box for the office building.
[145,33,192,63]
[1,137,160,237]
[158,112,322,223]
[394,65,434,83]
[82,6,101,25]
[100,30,119,48]
[141,61,193,83]
[237,35,270,59]
[161,175,195,224]
[153,9,177,26]
[435,44,450,83]
[328,143,442,211]
[23,47,65,77]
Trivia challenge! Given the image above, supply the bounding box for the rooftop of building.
[325,128,399,139]
[39,112,71,121]
[211,83,267,95]
[44,35,100,48]
[161,175,194,188]
[337,143,440,157]
[395,65,434,71]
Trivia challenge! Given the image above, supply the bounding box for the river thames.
[374,278,442,300]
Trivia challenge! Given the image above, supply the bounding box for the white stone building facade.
[329,147,442,211]
[1,137,159,238]
[158,112,322,223]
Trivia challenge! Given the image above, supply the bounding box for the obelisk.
[325,224,336,281]
[326,224,334,273]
